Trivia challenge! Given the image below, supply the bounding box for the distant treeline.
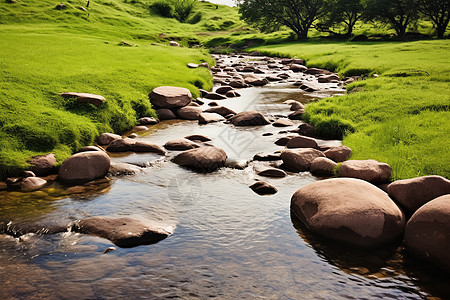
[238,0,449,39]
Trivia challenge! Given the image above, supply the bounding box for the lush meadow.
[0,0,242,177]
[252,40,450,179]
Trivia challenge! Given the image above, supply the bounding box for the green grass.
[251,40,450,180]
[0,0,245,178]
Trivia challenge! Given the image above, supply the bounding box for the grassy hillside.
[0,0,245,178]
[252,40,450,180]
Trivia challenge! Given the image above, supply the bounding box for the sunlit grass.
[251,40,450,180]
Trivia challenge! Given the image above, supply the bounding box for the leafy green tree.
[238,0,330,39]
[365,0,419,39]
[174,0,197,23]
[417,0,449,38]
[316,0,364,37]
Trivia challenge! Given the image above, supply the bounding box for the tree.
[238,0,330,39]
[417,0,450,38]
[316,0,364,37]
[365,0,419,39]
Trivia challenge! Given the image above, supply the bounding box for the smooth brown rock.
[291,178,405,248]
[204,92,227,100]
[272,119,294,127]
[73,217,173,248]
[288,109,305,120]
[275,137,293,146]
[29,153,57,176]
[250,181,278,195]
[244,75,269,86]
[281,148,325,172]
[305,68,333,75]
[204,106,236,117]
[198,113,225,124]
[185,135,212,142]
[139,117,159,125]
[225,90,241,98]
[324,145,352,162]
[173,147,227,173]
[58,151,110,184]
[230,111,270,126]
[404,195,450,272]
[215,86,233,95]
[229,80,247,88]
[298,123,316,137]
[253,153,281,161]
[109,163,142,176]
[310,157,337,176]
[156,108,176,120]
[20,177,47,192]
[286,136,318,149]
[176,106,203,120]
[289,101,305,111]
[132,142,165,155]
[149,86,192,109]
[97,133,122,146]
[0,181,7,190]
[318,74,340,83]
[164,139,199,151]
[290,64,308,72]
[339,159,392,183]
[60,92,106,106]
[387,175,450,213]
[169,41,180,47]
[258,168,287,178]
[106,138,136,152]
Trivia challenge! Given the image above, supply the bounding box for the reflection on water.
[1,56,449,299]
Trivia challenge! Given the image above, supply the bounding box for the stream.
[0,54,449,299]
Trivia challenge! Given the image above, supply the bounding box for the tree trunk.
[436,24,447,39]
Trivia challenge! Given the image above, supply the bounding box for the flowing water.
[0,55,449,299]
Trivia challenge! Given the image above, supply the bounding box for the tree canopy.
[238,0,329,39]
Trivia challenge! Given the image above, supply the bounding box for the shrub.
[174,0,196,23]
[150,1,173,18]
[187,11,202,24]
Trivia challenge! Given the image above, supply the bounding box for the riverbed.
[0,54,449,299]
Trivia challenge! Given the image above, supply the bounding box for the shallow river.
[0,55,449,299]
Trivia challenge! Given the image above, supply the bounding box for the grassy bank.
[0,0,246,178]
[252,40,450,180]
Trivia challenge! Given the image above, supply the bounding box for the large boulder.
[230,111,270,126]
[20,177,47,192]
[59,151,110,184]
[139,117,159,125]
[290,64,308,72]
[318,74,340,83]
[97,133,122,146]
[204,92,227,100]
[272,119,294,127]
[29,153,57,176]
[106,138,136,152]
[149,86,192,109]
[339,160,391,183]
[310,157,337,176]
[156,108,176,120]
[132,142,165,155]
[215,86,233,95]
[324,145,352,162]
[173,147,227,173]
[73,216,173,248]
[305,68,333,76]
[176,106,203,120]
[291,178,405,248]
[164,139,200,151]
[185,134,211,142]
[258,168,287,178]
[387,175,450,213]
[404,195,450,272]
[286,136,318,149]
[281,148,325,172]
